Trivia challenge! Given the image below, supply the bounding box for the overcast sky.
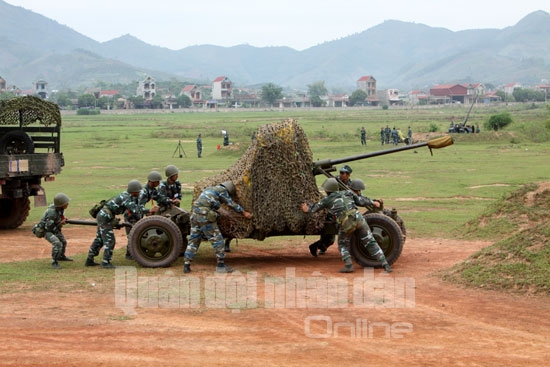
[5,0,550,51]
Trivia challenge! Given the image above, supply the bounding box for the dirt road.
[1,226,549,366]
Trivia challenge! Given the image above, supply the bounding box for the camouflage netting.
[194,119,326,240]
[0,96,61,127]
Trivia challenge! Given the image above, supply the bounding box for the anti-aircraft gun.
[448,96,478,133]
[126,119,453,269]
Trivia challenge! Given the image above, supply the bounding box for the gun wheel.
[128,216,183,268]
[350,213,404,268]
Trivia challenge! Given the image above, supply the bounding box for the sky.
[4,0,550,51]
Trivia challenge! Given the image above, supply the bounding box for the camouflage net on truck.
[0,96,61,127]
[194,119,325,240]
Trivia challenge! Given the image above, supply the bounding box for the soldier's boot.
[51,260,61,269]
[339,259,354,273]
[125,247,133,260]
[308,243,318,257]
[224,239,231,253]
[183,263,191,274]
[59,244,73,261]
[339,264,354,273]
[383,263,393,273]
[85,256,100,267]
[101,261,116,269]
[216,262,233,273]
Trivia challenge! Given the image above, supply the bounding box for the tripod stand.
[172,140,187,158]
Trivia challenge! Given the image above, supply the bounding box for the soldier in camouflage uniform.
[124,171,161,259]
[380,127,385,145]
[85,180,145,269]
[37,193,72,269]
[308,165,353,257]
[157,164,189,226]
[183,181,252,274]
[384,125,391,145]
[301,178,392,273]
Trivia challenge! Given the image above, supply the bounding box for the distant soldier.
[183,181,252,274]
[407,126,413,145]
[380,127,385,145]
[196,133,203,158]
[223,132,229,146]
[360,127,367,146]
[391,127,399,145]
[301,178,392,273]
[85,180,145,269]
[34,193,72,269]
[384,125,391,144]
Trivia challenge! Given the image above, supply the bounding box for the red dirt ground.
[1,226,549,366]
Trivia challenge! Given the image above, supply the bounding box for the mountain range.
[1,0,549,92]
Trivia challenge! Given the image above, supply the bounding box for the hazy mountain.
[0,0,549,92]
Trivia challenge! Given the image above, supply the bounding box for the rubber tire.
[350,212,404,267]
[128,215,183,268]
[382,208,407,242]
[0,197,31,229]
[0,131,35,154]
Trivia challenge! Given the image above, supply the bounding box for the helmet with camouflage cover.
[147,170,162,182]
[165,165,179,178]
[127,179,142,193]
[339,165,353,174]
[53,193,70,207]
[220,181,236,196]
[322,178,339,193]
[349,179,366,191]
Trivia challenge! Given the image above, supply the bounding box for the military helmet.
[220,181,236,196]
[127,179,143,193]
[339,165,353,174]
[322,178,339,193]
[165,165,179,178]
[53,193,70,207]
[349,179,366,191]
[147,170,162,182]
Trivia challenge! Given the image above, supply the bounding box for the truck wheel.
[128,215,183,268]
[382,208,407,242]
[350,213,404,267]
[0,197,31,229]
[0,131,35,154]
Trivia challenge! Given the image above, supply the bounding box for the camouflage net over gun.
[194,119,325,240]
[0,96,61,127]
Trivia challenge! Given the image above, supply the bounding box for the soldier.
[183,181,252,274]
[407,126,413,145]
[124,171,161,259]
[391,127,399,145]
[35,193,72,269]
[223,132,229,146]
[384,125,391,145]
[380,127,385,145]
[157,165,182,212]
[360,127,367,146]
[85,180,145,269]
[196,133,202,158]
[301,178,392,273]
[308,165,353,256]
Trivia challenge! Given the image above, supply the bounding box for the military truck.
[0,96,64,229]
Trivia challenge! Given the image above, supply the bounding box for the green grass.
[3,103,550,294]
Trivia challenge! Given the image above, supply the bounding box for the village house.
[429,83,484,104]
[136,75,156,100]
[212,76,233,101]
[181,85,204,107]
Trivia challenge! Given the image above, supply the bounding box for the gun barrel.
[66,219,98,226]
[312,135,453,174]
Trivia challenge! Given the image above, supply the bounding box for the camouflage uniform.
[184,184,245,270]
[87,191,144,266]
[40,204,68,265]
[123,182,159,258]
[360,127,367,145]
[380,127,385,145]
[196,134,203,158]
[384,126,391,144]
[306,190,390,272]
[157,179,182,211]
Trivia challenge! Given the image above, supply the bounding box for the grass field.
[22,103,550,242]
